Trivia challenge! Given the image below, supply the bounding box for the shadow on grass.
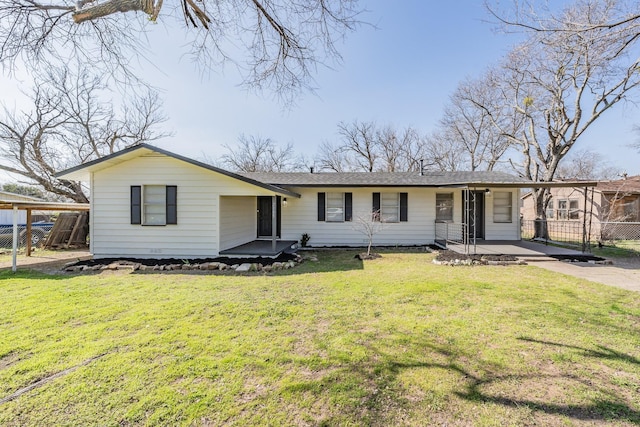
[0,270,72,281]
[282,337,640,425]
[518,337,640,365]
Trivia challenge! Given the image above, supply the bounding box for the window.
[326,192,345,222]
[545,199,554,219]
[493,191,512,223]
[557,199,579,220]
[317,192,352,222]
[144,185,166,225]
[380,193,399,222]
[435,193,453,222]
[131,185,177,225]
[373,192,408,222]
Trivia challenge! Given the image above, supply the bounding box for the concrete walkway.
[448,240,585,258]
[533,257,640,292]
[0,250,91,272]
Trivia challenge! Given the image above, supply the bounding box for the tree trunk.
[533,188,549,240]
[73,0,154,23]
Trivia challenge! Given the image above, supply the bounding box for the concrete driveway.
[533,257,640,292]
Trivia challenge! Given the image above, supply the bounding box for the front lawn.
[0,250,638,426]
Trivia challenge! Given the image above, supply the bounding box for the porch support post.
[472,187,477,255]
[12,206,18,273]
[26,209,32,257]
[272,196,277,252]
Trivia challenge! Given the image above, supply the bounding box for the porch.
[219,239,298,257]
[446,240,586,258]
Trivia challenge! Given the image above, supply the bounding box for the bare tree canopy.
[221,134,304,172]
[472,1,640,235]
[0,66,168,202]
[316,120,426,172]
[0,0,364,101]
[434,70,517,171]
[488,0,640,37]
[555,149,621,180]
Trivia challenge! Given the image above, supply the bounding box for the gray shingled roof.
[240,170,533,187]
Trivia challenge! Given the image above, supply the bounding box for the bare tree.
[556,149,621,180]
[469,2,640,237]
[221,134,303,172]
[336,120,378,172]
[422,130,467,172]
[316,121,426,172]
[376,125,425,172]
[351,209,385,257]
[438,71,516,171]
[0,66,168,202]
[316,140,350,172]
[0,0,364,102]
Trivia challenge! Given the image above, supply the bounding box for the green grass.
[0,250,639,426]
[592,240,640,259]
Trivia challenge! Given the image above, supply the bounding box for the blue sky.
[2,0,639,178]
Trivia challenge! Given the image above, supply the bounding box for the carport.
[0,200,90,272]
[436,180,597,255]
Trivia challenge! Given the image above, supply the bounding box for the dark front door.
[462,191,485,239]
[257,196,281,237]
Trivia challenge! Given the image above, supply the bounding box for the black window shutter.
[345,192,353,222]
[166,185,177,224]
[317,192,326,221]
[400,192,408,222]
[372,192,381,221]
[131,186,141,225]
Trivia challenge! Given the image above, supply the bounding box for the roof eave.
[55,144,301,198]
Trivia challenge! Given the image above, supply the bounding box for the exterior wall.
[0,210,27,225]
[91,153,275,258]
[279,187,435,246]
[521,187,602,223]
[485,189,520,240]
[0,193,37,224]
[219,196,257,251]
[278,186,521,246]
[89,153,524,257]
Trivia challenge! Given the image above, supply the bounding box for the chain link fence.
[521,220,640,246]
[599,222,640,242]
[0,224,53,252]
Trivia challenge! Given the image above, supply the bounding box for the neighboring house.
[56,144,540,259]
[521,175,640,241]
[0,191,44,224]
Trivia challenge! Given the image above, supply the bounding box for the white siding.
[0,210,27,225]
[89,152,524,257]
[280,187,521,246]
[485,189,520,240]
[0,193,36,224]
[91,154,275,258]
[219,196,256,251]
[280,187,438,247]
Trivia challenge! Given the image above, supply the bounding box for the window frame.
[325,192,346,223]
[380,192,400,223]
[545,198,555,220]
[131,185,177,226]
[143,185,167,226]
[557,198,580,221]
[435,193,454,223]
[493,191,513,223]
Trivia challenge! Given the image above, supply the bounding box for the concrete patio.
[219,239,298,257]
[447,240,587,259]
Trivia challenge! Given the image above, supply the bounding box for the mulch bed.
[433,250,523,266]
[72,253,297,268]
